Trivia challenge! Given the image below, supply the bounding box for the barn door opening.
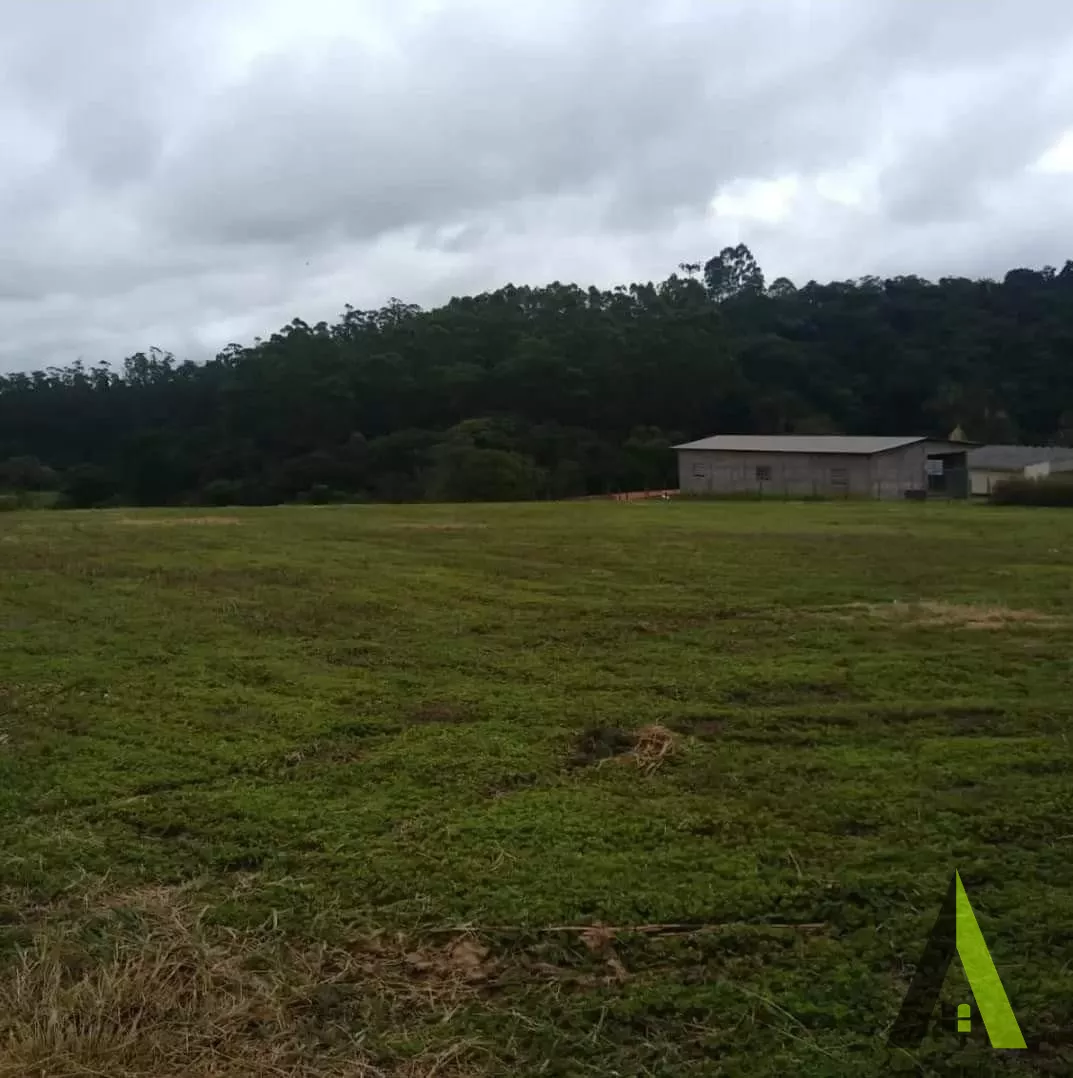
[927,451,969,498]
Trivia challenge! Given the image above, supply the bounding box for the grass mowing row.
[1,500,1072,1075]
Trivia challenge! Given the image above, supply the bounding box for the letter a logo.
[888,871,1025,1050]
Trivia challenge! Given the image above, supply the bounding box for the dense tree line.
[3,245,1073,507]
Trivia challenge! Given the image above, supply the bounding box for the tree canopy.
[3,247,1073,507]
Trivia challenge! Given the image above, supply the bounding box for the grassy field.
[2,500,1073,1076]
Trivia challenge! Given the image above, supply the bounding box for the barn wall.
[678,445,929,499]
[869,442,929,499]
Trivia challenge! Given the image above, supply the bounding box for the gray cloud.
[1,0,1073,372]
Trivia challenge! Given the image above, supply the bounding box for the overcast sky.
[3,0,1073,373]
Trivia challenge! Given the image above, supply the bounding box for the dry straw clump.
[626,724,680,775]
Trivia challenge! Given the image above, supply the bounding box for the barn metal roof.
[673,435,929,455]
[967,445,1073,470]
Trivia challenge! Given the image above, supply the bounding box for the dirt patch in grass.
[825,600,1066,630]
[117,516,242,527]
[948,712,1005,736]
[569,727,635,767]
[330,720,398,739]
[280,742,365,769]
[669,718,724,740]
[408,703,472,725]
[569,725,680,773]
[486,772,540,798]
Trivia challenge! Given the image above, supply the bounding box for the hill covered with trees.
[3,245,1073,507]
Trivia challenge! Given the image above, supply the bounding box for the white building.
[967,446,1073,496]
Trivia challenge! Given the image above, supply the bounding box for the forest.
[3,245,1073,507]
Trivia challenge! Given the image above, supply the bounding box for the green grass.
[2,500,1073,1075]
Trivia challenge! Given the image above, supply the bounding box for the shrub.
[990,475,1073,506]
[294,484,347,504]
[200,479,244,507]
[58,464,121,509]
[0,456,59,491]
[424,445,545,502]
[0,493,20,512]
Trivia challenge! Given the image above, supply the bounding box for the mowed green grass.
[2,500,1073,1076]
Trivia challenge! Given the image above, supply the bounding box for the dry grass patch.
[116,517,242,527]
[0,884,490,1078]
[824,600,1066,630]
[3,880,744,1077]
[386,523,487,532]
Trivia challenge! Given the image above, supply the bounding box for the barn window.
[830,467,849,486]
[755,466,772,481]
[692,464,707,478]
